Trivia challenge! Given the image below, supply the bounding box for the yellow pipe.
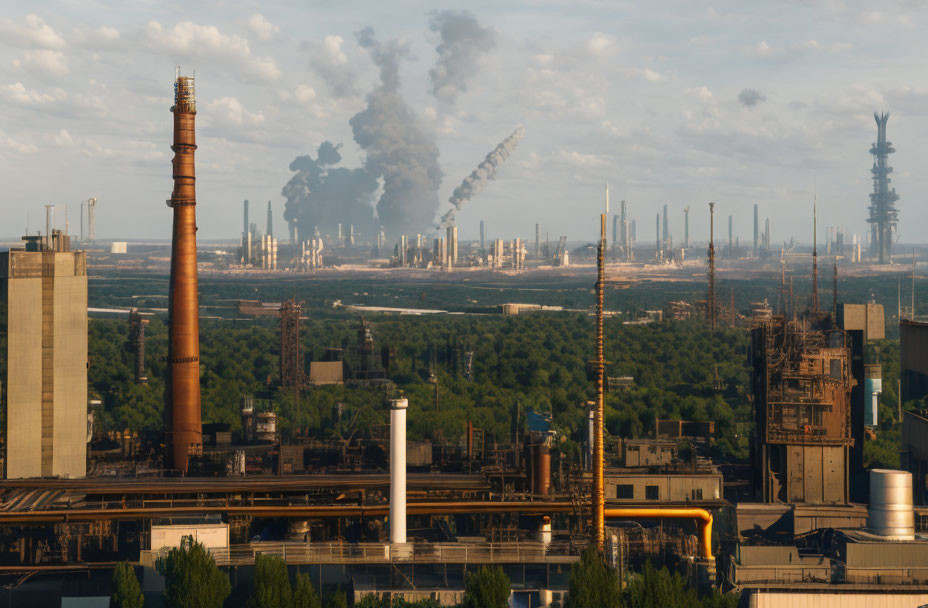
[605,507,714,561]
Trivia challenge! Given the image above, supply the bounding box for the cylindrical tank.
[390,398,408,544]
[868,469,915,540]
[534,443,551,497]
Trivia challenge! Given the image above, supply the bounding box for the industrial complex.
[1,60,928,608]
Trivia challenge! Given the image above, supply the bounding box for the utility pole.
[592,209,606,551]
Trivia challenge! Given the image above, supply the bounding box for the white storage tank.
[868,469,915,540]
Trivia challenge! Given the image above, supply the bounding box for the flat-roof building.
[0,233,88,478]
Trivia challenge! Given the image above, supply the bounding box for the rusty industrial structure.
[164,70,202,473]
[750,315,853,504]
[128,308,149,384]
[280,298,304,388]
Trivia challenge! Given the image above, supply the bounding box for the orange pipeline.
[605,507,713,561]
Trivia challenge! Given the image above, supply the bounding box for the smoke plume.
[351,27,443,237]
[438,125,525,229]
[429,11,497,103]
[282,141,379,236]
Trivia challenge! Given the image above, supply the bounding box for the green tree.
[462,566,510,608]
[248,553,292,608]
[157,536,231,608]
[111,561,144,608]
[624,561,699,608]
[326,587,348,608]
[293,571,321,608]
[566,547,623,608]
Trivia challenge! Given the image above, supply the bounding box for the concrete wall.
[605,472,722,502]
[5,268,42,478]
[2,251,87,479]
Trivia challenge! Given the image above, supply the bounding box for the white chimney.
[390,398,408,544]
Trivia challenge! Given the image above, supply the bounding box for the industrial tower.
[867,112,899,264]
[164,70,202,473]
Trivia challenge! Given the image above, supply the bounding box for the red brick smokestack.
[165,70,202,472]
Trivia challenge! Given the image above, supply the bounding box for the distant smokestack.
[86,198,97,243]
[728,215,733,258]
[765,218,770,256]
[266,200,273,238]
[390,397,408,543]
[165,69,202,473]
[753,204,759,257]
[684,206,690,249]
[480,220,486,253]
[535,223,540,257]
[655,213,660,255]
[662,204,669,248]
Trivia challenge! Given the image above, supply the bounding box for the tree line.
[110,538,737,608]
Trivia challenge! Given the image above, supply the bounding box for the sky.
[0,0,925,245]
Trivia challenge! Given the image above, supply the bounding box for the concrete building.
[900,319,928,403]
[837,303,886,342]
[902,409,928,505]
[0,234,88,478]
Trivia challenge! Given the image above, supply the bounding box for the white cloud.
[72,25,121,46]
[206,97,265,127]
[144,21,280,81]
[322,35,348,64]
[586,32,617,59]
[247,14,279,41]
[636,68,666,83]
[308,35,356,97]
[2,82,67,105]
[0,14,65,49]
[0,130,37,155]
[688,86,714,102]
[53,129,74,146]
[13,49,69,76]
[294,84,316,103]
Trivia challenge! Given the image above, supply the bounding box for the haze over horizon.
[0,1,925,245]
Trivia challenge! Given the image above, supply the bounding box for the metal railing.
[145,540,584,567]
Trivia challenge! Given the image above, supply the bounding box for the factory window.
[617,484,634,499]
[645,485,659,500]
[692,488,703,500]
